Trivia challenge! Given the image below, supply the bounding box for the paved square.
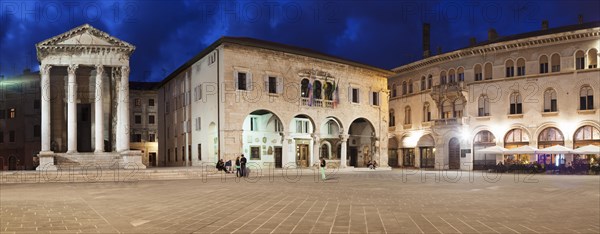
[1,170,599,233]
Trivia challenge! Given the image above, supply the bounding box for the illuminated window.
[543,89,557,112]
[580,86,594,110]
[516,58,526,76]
[9,108,15,119]
[575,50,585,70]
[510,92,522,114]
[505,59,515,77]
[588,49,598,69]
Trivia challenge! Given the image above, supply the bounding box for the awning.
[477,145,508,154]
[536,145,573,154]
[572,144,600,155]
[506,145,538,154]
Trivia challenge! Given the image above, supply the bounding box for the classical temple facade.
[35,24,144,170]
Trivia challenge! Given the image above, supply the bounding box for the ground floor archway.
[348,118,376,167]
[448,138,460,170]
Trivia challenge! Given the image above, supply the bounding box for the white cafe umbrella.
[506,145,538,154]
[536,145,573,154]
[477,145,508,154]
[572,144,600,155]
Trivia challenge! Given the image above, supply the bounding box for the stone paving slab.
[1,170,599,233]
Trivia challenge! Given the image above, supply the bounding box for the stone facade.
[129,82,159,167]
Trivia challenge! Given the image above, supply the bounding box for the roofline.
[159,37,393,87]
[392,21,600,74]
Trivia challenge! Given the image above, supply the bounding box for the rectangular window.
[135,115,142,124]
[132,134,142,142]
[148,134,156,142]
[9,131,15,142]
[9,108,16,119]
[268,76,277,94]
[135,98,141,106]
[551,100,557,112]
[237,72,247,90]
[34,125,40,137]
[148,115,155,124]
[195,117,201,131]
[458,73,464,81]
[34,99,40,109]
[250,117,258,131]
[149,99,155,106]
[352,88,359,103]
[250,146,260,160]
[197,144,202,161]
[371,92,379,106]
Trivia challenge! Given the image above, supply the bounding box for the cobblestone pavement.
[1,170,599,233]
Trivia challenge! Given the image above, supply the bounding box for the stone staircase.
[54,153,125,170]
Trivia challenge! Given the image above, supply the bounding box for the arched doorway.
[320,117,342,164]
[473,130,496,170]
[573,125,600,165]
[388,137,398,167]
[448,138,460,169]
[537,127,565,167]
[418,134,435,168]
[348,118,376,167]
[504,128,531,164]
[289,114,314,167]
[8,156,17,170]
[242,110,284,166]
[399,136,415,167]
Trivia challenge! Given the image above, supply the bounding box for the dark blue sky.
[1,0,599,82]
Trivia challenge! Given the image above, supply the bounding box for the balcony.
[430,82,466,103]
[433,117,469,126]
[300,98,334,108]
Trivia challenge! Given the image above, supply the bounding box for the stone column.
[340,134,349,168]
[40,64,52,152]
[94,65,104,153]
[67,64,78,153]
[116,66,130,152]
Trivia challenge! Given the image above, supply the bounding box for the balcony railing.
[432,81,466,94]
[433,117,469,126]
[301,98,334,108]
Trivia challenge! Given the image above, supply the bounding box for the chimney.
[469,37,477,46]
[423,23,431,58]
[578,14,583,24]
[437,46,442,55]
[542,20,548,30]
[488,28,498,41]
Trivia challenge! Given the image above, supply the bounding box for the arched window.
[314,80,322,99]
[474,64,483,81]
[402,81,407,95]
[510,92,522,114]
[473,130,497,169]
[440,71,447,84]
[325,82,333,100]
[453,99,464,118]
[392,84,397,97]
[505,59,515,77]
[516,58,526,76]
[300,79,309,98]
[484,62,493,80]
[389,109,395,127]
[320,143,330,159]
[457,67,464,81]
[543,89,557,112]
[588,49,598,69]
[574,125,600,147]
[422,102,431,122]
[408,79,413,93]
[442,100,452,119]
[478,95,490,116]
[539,55,549,73]
[420,76,426,91]
[538,127,564,148]
[427,75,433,89]
[448,69,456,83]
[505,128,530,146]
[404,106,411,124]
[551,53,561,72]
[575,50,585,70]
[580,86,594,110]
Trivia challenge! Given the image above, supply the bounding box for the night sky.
[1,0,599,82]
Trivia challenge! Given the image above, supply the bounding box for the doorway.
[403,148,415,167]
[274,147,282,168]
[349,147,358,167]
[149,152,157,167]
[8,156,17,170]
[296,144,309,167]
[448,138,460,169]
[77,104,92,152]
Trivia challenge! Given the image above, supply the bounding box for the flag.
[307,81,313,106]
[332,80,338,108]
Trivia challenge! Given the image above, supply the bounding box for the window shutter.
[369,91,373,105]
[247,72,253,90]
[277,77,283,94]
[348,86,352,102]
[264,75,269,93]
[234,71,239,89]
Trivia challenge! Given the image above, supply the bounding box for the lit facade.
[388,22,600,170]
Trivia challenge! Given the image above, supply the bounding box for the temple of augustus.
[36,24,145,170]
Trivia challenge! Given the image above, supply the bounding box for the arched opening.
[399,136,415,167]
[573,125,600,165]
[8,156,17,170]
[325,81,333,100]
[537,127,565,167]
[242,110,284,166]
[427,75,433,89]
[484,62,493,80]
[539,55,549,73]
[289,114,314,167]
[457,67,464,81]
[579,85,594,110]
[551,53,561,72]
[392,84,397,97]
[504,128,531,164]
[320,117,342,162]
[453,99,464,118]
[420,76,426,91]
[473,130,496,170]
[404,106,411,124]
[474,64,483,81]
[588,49,598,69]
[505,59,515,77]
[543,89,558,112]
[300,79,309,98]
[448,69,456,83]
[418,134,435,168]
[320,142,332,159]
[347,118,376,167]
[440,71,447,84]
[314,80,322,100]
[402,81,407,95]
[388,137,399,167]
[408,79,413,93]
[478,95,490,116]
[448,138,460,170]
[575,50,585,70]
[516,58,526,76]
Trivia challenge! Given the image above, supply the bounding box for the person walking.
[235,156,241,177]
[240,154,247,177]
[320,157,327,181]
